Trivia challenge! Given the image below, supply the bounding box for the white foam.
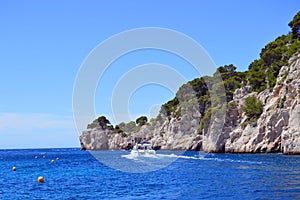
[122,153,199,160]
[156,153,199,160]
[122,152,263,164]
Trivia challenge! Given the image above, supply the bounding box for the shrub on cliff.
[243,96,264,121]
[118,121,136,133]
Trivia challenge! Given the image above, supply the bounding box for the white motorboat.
[131,142,156,157]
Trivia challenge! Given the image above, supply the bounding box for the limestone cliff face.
[80,54,300,154]
[80,128,133,150]
[80,104,203,151]
[223,54,300,154]
[80,129,110,150]
[148,109,202,151]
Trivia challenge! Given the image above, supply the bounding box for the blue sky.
[0,1,299,149]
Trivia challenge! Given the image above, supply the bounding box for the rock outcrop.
[80,101,203,151]
[223,54,300,154]
[80,54,300,154]
[80,128,134,150]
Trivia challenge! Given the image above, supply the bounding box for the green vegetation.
[87,116,113,130]
[240,96,264,127]
[242,96,264,121]
[86,12,300,135]
[161,63,245,133]
[215,64,247,101]
[161,98,179,117]
[279,95,286,109]
[118,121,136,133]
[113,125,124,134]
[97,116,113,130]
[199,107,218,131]
[247,35,290,92]
[174,107,181,119]
[247,11,300,92]
[87,118,100,129]
[199,103,227,132]
[288,11,300,39]
[136,116,148,126]
[159,10,300,129]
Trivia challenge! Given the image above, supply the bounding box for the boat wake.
[202,157,263,164]
[122,153,199,160]
[122,152,262,164]
[122,153,159,160]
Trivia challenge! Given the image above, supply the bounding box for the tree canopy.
[289,11,300,38]
[246,11,300,92]
[87,116,113,130]
[136,116,148,126]
[97,116,111,130]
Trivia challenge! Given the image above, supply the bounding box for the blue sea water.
[0,149,299,200]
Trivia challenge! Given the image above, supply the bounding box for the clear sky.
[0,1,299,149]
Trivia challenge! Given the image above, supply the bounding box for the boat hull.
[130,149,156,157]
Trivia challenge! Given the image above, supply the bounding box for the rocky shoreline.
[80,54,300,155]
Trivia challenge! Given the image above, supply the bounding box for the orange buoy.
[51,160,55,164]
[37,176,44,183]
[12,166,16,171]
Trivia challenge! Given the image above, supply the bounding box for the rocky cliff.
[80,101,203,151]
[223,54,300,154]
[80,54,300,154]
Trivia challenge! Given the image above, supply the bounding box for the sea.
[0,148,299,200]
